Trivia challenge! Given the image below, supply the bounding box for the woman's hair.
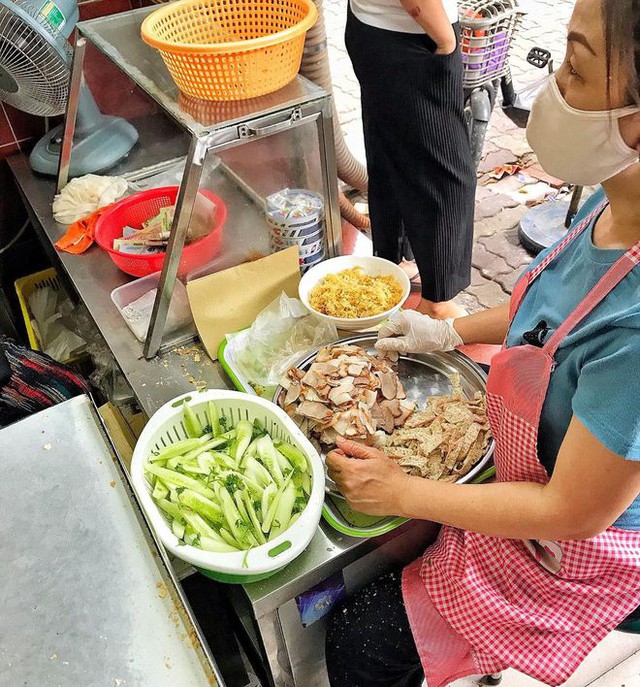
[602,0,640,104]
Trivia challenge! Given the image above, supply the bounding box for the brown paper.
[187,246,301,360]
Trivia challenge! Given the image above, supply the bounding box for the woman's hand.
[326,437,412,516]
[398,0,457,54]
[375,310,463,354]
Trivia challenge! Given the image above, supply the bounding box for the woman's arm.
[454,303,510,346]
[327,417,640,540]
[398,0,456,53]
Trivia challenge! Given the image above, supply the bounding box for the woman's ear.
[620,111,640,151]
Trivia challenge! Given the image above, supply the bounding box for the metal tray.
[220,332,495,538]
[273,334,495,495]
[0,395,223,686]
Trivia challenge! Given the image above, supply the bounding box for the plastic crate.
[14,267,85,365]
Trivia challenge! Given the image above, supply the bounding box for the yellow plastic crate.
[14,267,85,365]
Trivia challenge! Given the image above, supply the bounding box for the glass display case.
[58,7,340,358]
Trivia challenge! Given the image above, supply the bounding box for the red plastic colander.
[94,186,226,278]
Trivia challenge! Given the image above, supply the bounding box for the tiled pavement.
[324,1,640,685]
[324,0,575,312]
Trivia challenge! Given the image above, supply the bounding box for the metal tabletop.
[0,395,222,686]
[9,155,426,622]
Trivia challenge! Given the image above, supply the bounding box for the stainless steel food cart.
[6,7,439,683]
[9,149,439,686]
[60,6,342,359]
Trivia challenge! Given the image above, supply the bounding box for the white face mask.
[526,76,640,186]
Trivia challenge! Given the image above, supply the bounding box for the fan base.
[29,116,138,177]
[518,201,571,256]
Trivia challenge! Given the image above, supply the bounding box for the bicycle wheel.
[469,117,489,168]
[464,86,493,168]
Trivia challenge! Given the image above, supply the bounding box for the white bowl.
[299,256,411,331]
[130,390,325,581]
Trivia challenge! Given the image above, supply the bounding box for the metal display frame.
[58,10,341,359]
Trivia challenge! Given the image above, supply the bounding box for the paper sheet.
[187,246,301,360]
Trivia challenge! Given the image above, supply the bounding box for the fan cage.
[0,0,72,116]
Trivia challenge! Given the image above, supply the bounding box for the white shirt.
[350,0,458,34]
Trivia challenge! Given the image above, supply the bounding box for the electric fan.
[0,0,138,176]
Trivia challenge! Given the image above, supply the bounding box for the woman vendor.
[324,1,640,685]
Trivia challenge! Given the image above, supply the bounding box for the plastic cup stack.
[266,189,326,273]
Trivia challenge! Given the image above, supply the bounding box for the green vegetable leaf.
[225,473,245,495]
[252,419,267,440]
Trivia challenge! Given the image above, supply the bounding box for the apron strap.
[544,243,640,356]
[527,202,608,281]
[508,201,609,320]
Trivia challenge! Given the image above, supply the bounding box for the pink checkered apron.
[403,201,640,687]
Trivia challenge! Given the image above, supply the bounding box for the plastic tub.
[269,235,324,255]
[130,390,325,583]
[269,228,324,245]
[111,272,194,343]
[268,219,324,239]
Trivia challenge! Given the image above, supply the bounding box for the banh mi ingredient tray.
[219,334,495,537]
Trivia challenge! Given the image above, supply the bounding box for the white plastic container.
[111,272,194,342]
[298,255,410,331]
[130,390,325,583]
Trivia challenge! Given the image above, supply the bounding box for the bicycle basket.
[458,0,523,89]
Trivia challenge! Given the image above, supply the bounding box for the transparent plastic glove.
[375,311,463,354]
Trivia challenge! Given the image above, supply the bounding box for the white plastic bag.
[53,174,128,224]
[230,293,338,386]
[27,285,87,362]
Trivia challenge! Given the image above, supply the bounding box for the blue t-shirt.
[506,188,640,530]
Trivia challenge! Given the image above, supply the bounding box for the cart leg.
[57,33,86,191]
[144,137,206,358]
[564,185,584,228]
[254,610,295,687]
[316,101,342,258]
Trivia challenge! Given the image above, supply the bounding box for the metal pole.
[143,136,207,358]
[564,185,584,228]
[316,99,342,257]
[57,33,86,191]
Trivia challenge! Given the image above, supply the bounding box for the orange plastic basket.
[141,0,318,102]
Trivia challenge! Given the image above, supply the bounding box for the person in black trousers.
[346,0,475,319]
